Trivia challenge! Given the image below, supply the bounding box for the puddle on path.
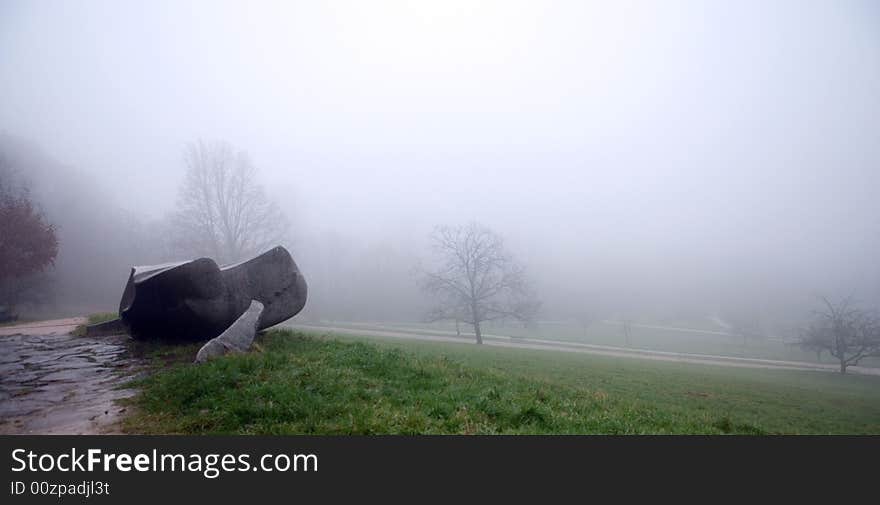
[0,318,140,434]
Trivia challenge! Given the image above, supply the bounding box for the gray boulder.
[195,300,264,363]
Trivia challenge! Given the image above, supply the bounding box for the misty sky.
[2,0,879,318]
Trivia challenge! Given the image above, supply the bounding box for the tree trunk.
[840,360,847,374]
[473,320,483,345]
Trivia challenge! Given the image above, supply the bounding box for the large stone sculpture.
[111,246,306,341]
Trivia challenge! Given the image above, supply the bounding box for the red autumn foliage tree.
[0,195,58,278]
[0,175,59,316]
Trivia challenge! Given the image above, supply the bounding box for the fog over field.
[2,0,879,333]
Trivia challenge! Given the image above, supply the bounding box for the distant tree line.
[0,135,294,317]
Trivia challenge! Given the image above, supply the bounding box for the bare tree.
[170,140,290,264]
[419,222,540,344]
[799,296,880,374]
[577,311,594,338]
[724,310,766,356]
[621,318,632,347]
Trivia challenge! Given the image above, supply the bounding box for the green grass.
[71,312,119,336]
[123,328,880,434]
[87,312,118,325]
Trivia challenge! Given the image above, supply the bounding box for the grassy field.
[122,328,880,434]
[323,319,880,367]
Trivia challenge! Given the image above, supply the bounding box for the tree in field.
[170,140,290,264]
[621,318,632,347]
[576,309,596,338]
[418,222,540,344]
[722,309,765,356]
[0,161,58,319]
[799,297,880,374]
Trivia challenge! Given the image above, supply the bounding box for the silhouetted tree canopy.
[0,161,58,316]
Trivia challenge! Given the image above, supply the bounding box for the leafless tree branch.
[417,222,540,344]
[799,296,880,374]
[169,139,290,264]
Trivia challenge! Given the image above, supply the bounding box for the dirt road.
[287,322,880,376]
[0,318,137,434]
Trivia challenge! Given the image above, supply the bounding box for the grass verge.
[86,312,119,325]
[71,312,119,336]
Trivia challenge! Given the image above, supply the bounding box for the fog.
[2,0,879,331]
